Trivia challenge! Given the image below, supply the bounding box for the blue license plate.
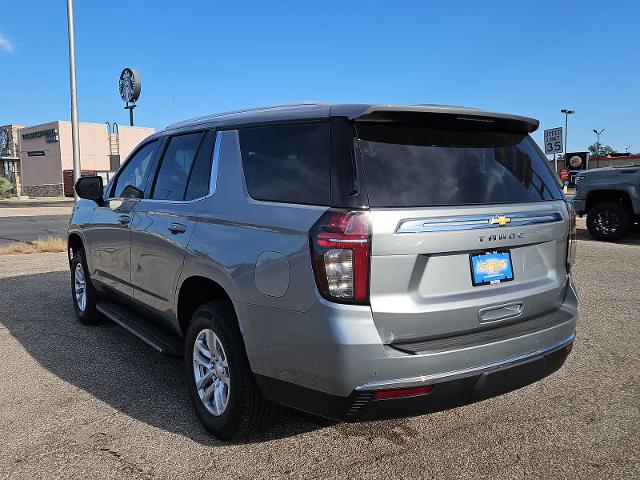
[470,250,514,286]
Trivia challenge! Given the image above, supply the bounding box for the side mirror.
[120,184,144,199]
[75,176,104,202]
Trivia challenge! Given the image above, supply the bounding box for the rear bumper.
[353,332,574,392]
[256,336,573,421]
[239,278,578,404]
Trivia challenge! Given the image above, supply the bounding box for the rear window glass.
[239,123,330,205]
[356,123,563,207]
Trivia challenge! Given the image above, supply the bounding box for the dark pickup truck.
[572,166,640,241]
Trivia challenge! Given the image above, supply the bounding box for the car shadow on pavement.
[0,270,336,445]
[576,227,640,245]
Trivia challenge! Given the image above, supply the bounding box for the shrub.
[0,176,13,199]
[0,236,67,255]
[33,236,67,253]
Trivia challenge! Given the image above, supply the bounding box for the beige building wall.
[118,125,155,163]
[19,121,154,197]
[19,121,64,196]
[59,122,154,171]
[59,121,110,172]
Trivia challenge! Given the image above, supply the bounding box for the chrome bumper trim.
[354,333,576,391]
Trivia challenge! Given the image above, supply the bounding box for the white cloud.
[0,32,14,53]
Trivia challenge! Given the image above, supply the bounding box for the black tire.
[70,248,103,325]
[184,301,273,440]
[586,202,631,242]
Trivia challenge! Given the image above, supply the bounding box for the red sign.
[560,168,570,181]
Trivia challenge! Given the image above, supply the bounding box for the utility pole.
[560,109,575,169]
[66,0,81,199]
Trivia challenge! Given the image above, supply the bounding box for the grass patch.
[0,236,67,256]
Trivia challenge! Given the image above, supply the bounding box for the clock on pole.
[119,67,141,126]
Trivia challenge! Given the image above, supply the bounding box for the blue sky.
[0,0,638,153]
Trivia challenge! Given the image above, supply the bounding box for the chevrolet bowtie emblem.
[489,215,511,226]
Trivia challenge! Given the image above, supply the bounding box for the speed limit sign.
[544,127,563,154]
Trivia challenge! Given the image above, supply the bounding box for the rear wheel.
[184,301,273,440]
[70,248,103,325]
[587,202,631,241]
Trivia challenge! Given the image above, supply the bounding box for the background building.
[19,121,154,197]
[0,124,25,196]
[588,153,640,169]
[548,152,640,185]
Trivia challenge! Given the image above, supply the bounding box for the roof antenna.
[170,88,176,122]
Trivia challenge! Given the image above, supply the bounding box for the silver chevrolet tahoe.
[68,103,578,440]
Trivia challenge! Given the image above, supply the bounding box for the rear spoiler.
[354,105,539,134]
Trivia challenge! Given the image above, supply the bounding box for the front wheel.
[70,248,103,325]
[185,302,273,440]
[586,202,631,242]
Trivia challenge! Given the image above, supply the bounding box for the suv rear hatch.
[353,114,570,345]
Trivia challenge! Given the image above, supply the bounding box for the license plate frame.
[469,250,514,287]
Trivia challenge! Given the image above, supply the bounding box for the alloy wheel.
[74,262,87,312]
[594,209,621,235]
[193,329,231,416]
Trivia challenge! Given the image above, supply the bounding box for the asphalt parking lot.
[0,215,70,246]
[0,236,638,479]
[0,199,73,246]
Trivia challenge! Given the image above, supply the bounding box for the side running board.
[97,301,183,357]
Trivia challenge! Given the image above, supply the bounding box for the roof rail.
[166,101,330,129]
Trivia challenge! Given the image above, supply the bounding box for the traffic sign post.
[544,127,563,173]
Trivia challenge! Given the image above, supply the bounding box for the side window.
[238,123,330,205]
[185,130,217,201]
[151,132,204,201]
[112,140,159,199]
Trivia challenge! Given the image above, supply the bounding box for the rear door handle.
[118,215,131,225]
[167,222,187,234]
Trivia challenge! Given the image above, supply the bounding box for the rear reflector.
[372,385,433,401]
[565,342,574,354]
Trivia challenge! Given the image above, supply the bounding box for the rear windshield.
[355,123,563,207]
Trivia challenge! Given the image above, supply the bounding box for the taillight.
[310,209,371,304]
[566,202,577,272]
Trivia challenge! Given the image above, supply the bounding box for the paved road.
[0,199,74,209]
[0,215,69,246]
[0,240,638,479]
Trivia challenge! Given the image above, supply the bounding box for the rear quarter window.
[239,123,330,205]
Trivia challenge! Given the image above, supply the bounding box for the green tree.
[588,143,616,157]
[0,176,13,199]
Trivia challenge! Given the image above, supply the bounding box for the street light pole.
[560,109,575,169]
[65,0,81,200]
[593,128,605,169]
